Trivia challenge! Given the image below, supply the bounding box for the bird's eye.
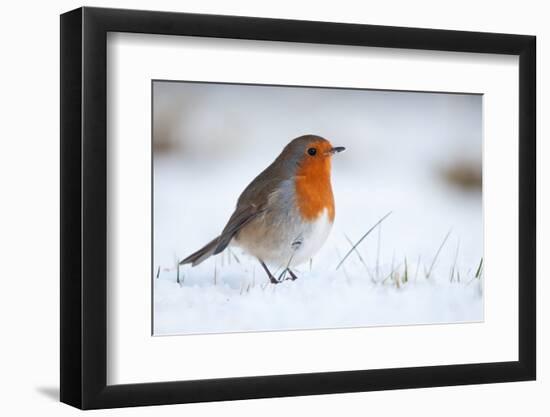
[307,147,317,156]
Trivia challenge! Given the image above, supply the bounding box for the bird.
[180,134,345,284]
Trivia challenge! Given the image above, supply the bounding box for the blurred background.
[153,80,482,281]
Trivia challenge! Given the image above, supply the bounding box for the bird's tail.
[179,237,221,266]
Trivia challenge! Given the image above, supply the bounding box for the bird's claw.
[286,269,299,281]
[275,268,299,283]
[269,276,281,285]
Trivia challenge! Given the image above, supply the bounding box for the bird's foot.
[286,268,299,281]
[277,268,299,282]
[260,260,282,285]
[259,260,299,284]
[269,274,281,285]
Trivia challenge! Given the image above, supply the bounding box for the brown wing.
[181,159,284,267]
[213,204,264,254]
[179,204,263,266]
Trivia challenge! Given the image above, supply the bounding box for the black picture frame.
[60,6,536,410]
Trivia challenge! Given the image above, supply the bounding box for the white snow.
[154,254,483,335]
[153,157,484,336]
[152,85,484,336]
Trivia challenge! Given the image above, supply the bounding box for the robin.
[180,134,345,284]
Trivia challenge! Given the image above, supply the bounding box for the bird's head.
[279,134,345,175]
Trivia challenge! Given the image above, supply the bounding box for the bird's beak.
[329,146,346,155]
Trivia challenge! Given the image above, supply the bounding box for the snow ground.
[152,85,483,336]
[153,156,484,336]
[154,259,483,335]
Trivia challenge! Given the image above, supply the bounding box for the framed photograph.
[60,6,536,409]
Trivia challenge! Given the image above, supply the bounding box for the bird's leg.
[276,267,298,281]
[277,269,288,281]
[279,251,299,281]
[259,260,281,285]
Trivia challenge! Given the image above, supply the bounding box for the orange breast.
[294,154,335,222]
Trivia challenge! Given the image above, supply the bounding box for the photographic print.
[153,81,483,336]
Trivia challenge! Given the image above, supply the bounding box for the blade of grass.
[467,259,483,286]
[228,248,241,264]
[394,271,401,289]
[336,211,392,271]
[414,255,421,282]
[426,229,452,279]
[403,257,408,284]
[252,266,256,288]
[391,250,395,278]
[450,238,460,283]
[335,247,350,280]
[376,223,382,279]
[382,262,402,284]
[344,233,376,283]
[475,258,484,279]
